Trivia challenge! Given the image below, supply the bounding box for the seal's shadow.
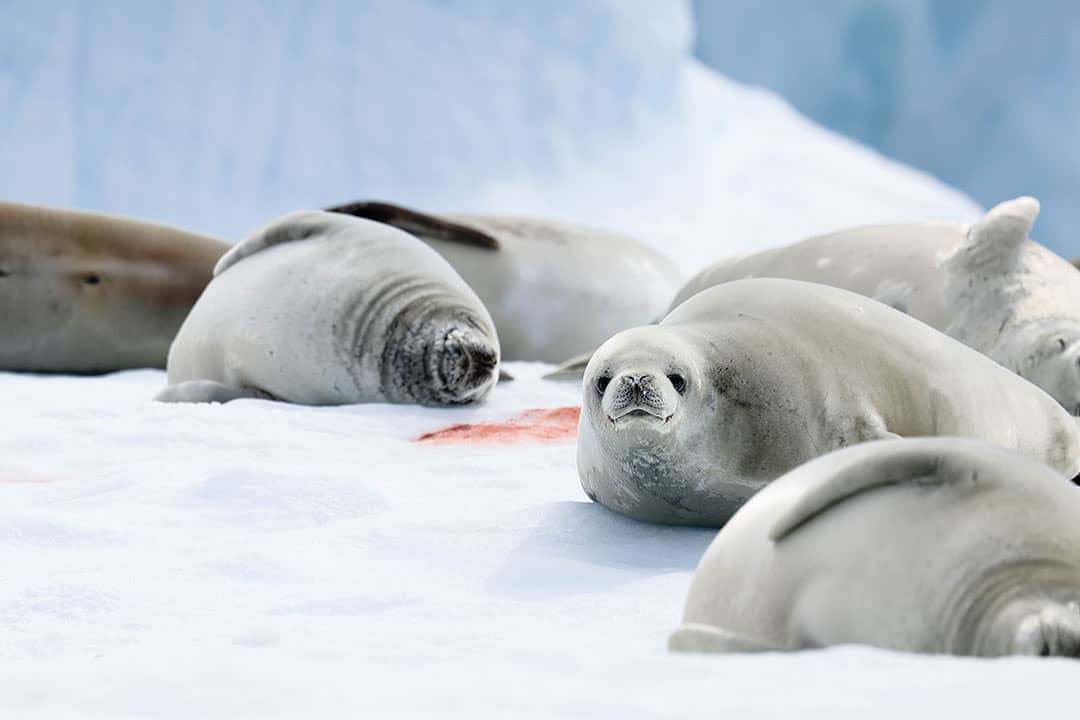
[486,501,715,600]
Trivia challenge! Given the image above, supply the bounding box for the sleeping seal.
[670,437,1080,658]
[671,197,1080,413]
[0,201,227,372]
[327,201,682,362]
[156,210,500,406]
[578,278,1080,527]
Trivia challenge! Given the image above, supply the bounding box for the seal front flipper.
[541,351,593,381]
[668,622,782,654]
[154,380,274,404]
[213,210,338,276]
[946,196,1040,274]
[769,439,989,542]
[326,201,499,250]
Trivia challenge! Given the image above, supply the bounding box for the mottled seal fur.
[670,437,1080,658]
[0,201,227,372]
[156,210,500,406]
[327,201,682,362]
[578,278,1080,527]
[672,197,1080,413]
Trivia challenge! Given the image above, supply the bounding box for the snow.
[692,0,1080,257]
[2,365,1077,718]
[2,2,1066,716]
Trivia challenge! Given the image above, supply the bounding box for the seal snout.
[433,326,499,403]
[600,370,679,427]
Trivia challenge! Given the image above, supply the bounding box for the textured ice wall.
[693,0,1080,255]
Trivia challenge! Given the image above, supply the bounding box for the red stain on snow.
[417,406,581,445]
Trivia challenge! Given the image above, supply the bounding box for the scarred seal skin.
[670,437,1080,659]
[156,210,500,407]
[0,201,228,372]
[578,278,1080,527]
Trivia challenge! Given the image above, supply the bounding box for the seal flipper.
[947,196,1040,273]
[498,368,515,383]
[768,439,993,542]
[327,201,500,250]
[214,210,336,276]
[668,622,782,654]
[154,380,274,404]
[541,351,593,381]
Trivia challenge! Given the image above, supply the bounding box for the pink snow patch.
[416,406,581,445]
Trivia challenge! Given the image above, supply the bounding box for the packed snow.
[2,1,1074,717]
[3,366,1077,718]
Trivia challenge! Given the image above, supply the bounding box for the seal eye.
[83,274,101,286]
[667,373,687,394]
[595,375,611,395]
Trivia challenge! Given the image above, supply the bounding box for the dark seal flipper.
[327,201,500,250]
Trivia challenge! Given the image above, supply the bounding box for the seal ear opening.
[327,201,500,250]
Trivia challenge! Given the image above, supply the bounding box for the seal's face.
[425,323,499,405]
[577,326,748,525]
[380,306,500,407]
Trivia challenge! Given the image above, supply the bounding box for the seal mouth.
[608,405,672,426]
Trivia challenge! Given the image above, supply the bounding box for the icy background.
[3,1,1074,717]
[1,0,982,273]
[694,0,1080,256]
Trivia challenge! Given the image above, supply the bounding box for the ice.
[693,0,1080,256]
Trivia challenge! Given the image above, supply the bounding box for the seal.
[156,210,500,406]
[0,200,227,373]
[578,278,1080,527]
[327,201,682,362]
[670,197,1080,413]
[669,437,1080,658]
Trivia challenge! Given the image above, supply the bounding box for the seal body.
[672,197,1080,413]
[157,211,500,406]
[578,278,1080,527]
[0,201,227,372]
[670,437,1080,658]
[328,201,682,362]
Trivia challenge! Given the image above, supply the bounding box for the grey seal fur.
[670,437,1080,658]
[672,197,1080,413]
[156,210,500,406]
[578,278,1080,527]
[0,201,227,372]
[327,201,682,362]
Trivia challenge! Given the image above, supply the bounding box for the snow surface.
[1,0,981,275]
[2,365,1077,718]
[693,0,1080,256]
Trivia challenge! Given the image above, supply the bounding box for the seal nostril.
[596,375,611,395]
[667,373,687,394]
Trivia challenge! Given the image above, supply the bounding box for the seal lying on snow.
[671,197,1080,413]
[327,201,682,362]
[156,211,500,406]
[578,278,1080,527]
[670,437,1080,658]
[0,201,227,373]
